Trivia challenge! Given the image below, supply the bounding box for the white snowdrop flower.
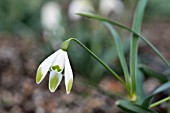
[68,0,93,21]
[36,49,73,94]
[99,0,124,16]
[41,2,62,31]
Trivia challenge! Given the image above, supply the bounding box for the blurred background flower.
[99,0,124,16]
[41,1,62,32]
[68,0,93,21]
[41,1,65,49]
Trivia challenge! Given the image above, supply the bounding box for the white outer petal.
[51,49,66,72]
[64,52,73,94]
[36,50,59,84]
[49,70,63,92]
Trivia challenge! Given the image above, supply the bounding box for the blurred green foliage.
[145,0,170,20]
[0,0,43,37]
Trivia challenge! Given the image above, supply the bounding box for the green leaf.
[139,64,168,83]
[136,69,145,105]
[77,13,170,70]
[142,81,170,107]
[130,0,148,96]
[104,23,131,94]
[150,96,170,108]
[116,100,158,113]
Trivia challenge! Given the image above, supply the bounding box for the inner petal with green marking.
[51,65,62,72]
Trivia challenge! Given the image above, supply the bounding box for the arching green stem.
[64,38,127,88]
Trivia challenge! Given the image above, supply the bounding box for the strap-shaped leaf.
[104,23,131,94]
[136,69,145,104]
[77,13,170,69]
[142,81,170,107]
[139,64,168,83]
[116,100,157,113]
[130,0,148,95]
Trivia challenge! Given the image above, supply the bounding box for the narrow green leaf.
[150,96,170,108]
[139,64,168,83]
[104,23,131,94]
[77,13,170,69]
[130,0,148,96]
[116,100,158,113]
[142,81,170,107]
[136,69,145,105]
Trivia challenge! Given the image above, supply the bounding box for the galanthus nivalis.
[36,49,73,94]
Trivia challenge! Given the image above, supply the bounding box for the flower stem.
[149,96,170,108]
[68,38,126,88]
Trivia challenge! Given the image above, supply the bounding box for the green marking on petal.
[49,73,59,92]
[67,79,73,94]
[36,67,43,84]
[51,65,62,72]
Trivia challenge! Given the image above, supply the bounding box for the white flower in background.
[41,2,62,31]
[41,2,65,50]
[99,0,124,16]
[68,0,93,21]
[36,49,73,94]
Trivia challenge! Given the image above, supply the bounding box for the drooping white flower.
[68,0,93,21]
[36,49,73,94]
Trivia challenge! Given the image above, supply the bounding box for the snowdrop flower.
[36,47,73,94]
[68,0,93,21]
[99,0,124,16]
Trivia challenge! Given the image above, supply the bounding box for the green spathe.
[36,67,43,84]
[61,39,71,51]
